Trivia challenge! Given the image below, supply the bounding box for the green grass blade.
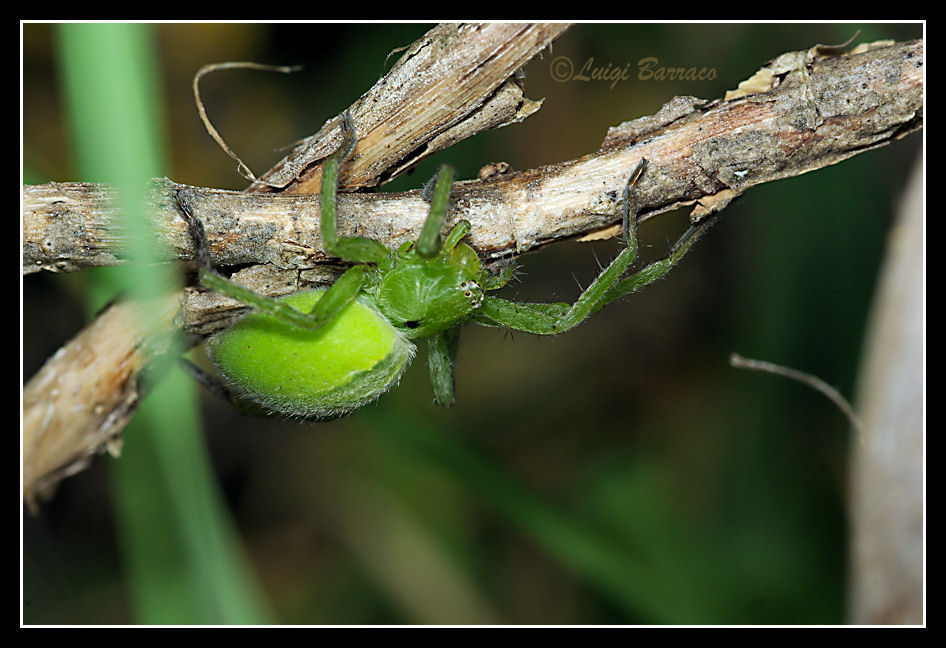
[56,22,271,624]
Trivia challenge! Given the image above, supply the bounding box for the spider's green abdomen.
[210,289,415,419]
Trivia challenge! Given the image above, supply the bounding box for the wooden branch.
[248,22,569,193]
[22,35,923,504]
[22,294,182,509]
[24,39,923,280]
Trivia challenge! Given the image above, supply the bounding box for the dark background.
[23,22,923,624]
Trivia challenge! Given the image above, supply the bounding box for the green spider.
[179,112,712,419]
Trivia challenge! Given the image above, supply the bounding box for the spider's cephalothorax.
[375,230,486,339]
[182,110,713,419]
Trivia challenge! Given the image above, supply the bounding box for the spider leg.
[178,192,366,331]
[474,220,711,334]
[471,159,713,335]
[441,219,472,256]
[426,326,461,406]
[593,218,712,313]
[178,356,270,416]
[482,262,517,291]
[319,111,389,264]
[416,164,455,258]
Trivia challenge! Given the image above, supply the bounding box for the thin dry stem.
[729,353,865,439]
[193,62,303,185]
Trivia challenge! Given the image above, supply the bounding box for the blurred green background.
[22,22,922,625]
